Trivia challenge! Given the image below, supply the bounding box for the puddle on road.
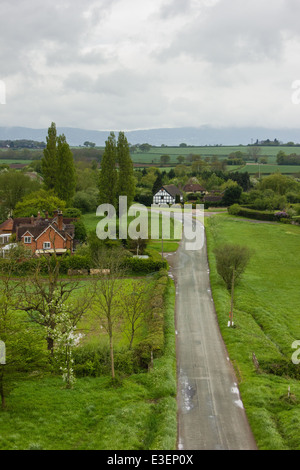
[179,370,195,412]
[231,383,245,409]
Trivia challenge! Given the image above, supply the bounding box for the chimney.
[37,211,41,220]
[58,211,63,231]
[45,210,49,220]
[31,215,34,225]
[53,209,58,219]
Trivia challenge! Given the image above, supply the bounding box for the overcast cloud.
[1,0,300,131]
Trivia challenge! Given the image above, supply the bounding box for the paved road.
[169,216,257,450]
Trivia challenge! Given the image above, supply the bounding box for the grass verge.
[205,214,300,450]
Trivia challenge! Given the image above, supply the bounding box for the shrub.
[227,205,277,221]
[73,344,141,377]
[228,204,241,215]
[121,257,167,273]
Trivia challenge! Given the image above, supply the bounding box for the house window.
[43,242,51,250]
[24,236,32,244]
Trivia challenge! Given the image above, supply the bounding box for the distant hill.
[0,125,300,147]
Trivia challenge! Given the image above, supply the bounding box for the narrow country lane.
[169,217,257,450]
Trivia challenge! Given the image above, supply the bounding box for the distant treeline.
[0,139,46,149]
[277,151,300,165]
[0,146,103,162]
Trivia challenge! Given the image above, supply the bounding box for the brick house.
[0,210,76,255]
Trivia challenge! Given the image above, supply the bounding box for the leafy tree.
[0,170,40,216]
[13,189,66,217]
[74,219,87,242]
[152,172,163,195]
[83,141,95,148]
[0,250,47,408]
[41,123,76,204]
[160,154,170,166]
[214,243,251,327]
[258,173,299,195]
[222,183,243,206]
[41,122,58,190]
[55,134,76,205]
[73,189,98,213]
[117,131,135,207]
[139,143,151,152]
[98,132,118,206]
[18,254,92,358]
[168,168,176,179]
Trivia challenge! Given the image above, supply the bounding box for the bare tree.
[247,145,261,163]
[121,279,151,350]
[214,243,251,327]
[92,247,127,379]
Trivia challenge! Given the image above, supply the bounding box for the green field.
[238,164,300,175]
[131,146,300,164]
[0,159,33,165]
[205,213,300,450]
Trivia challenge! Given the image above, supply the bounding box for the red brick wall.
[22,227,72,253]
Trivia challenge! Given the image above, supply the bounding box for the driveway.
[168,216,257,450]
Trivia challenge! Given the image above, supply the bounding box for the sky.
[1,0,300,132]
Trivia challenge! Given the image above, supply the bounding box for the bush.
[227,205,277,221]
[227,204,241,215]
[260,358,300,380]
[73,344,141,377]
[121,257,167,273]
[73,190,98,213]
[74,220,87,242]
[63,207,82,218]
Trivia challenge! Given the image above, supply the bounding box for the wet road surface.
[169,218,257,450]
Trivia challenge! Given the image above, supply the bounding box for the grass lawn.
[205,214,300,449]
[0,274,177,450]
[82,211,181,253]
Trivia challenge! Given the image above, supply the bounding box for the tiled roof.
[183,183,206,192]
[161,184,183,197]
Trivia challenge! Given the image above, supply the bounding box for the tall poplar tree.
[41,124,76,205]
[117,131,135,208]
[54,134,76,205]
[98,132,118,206]
[41,122,57,190]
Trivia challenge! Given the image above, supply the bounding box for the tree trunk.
[0,366,5,410]
[230,268,235,327]
[47,336,54,356]
[109,335,115,379]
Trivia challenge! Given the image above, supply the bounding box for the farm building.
[153,184,183,205]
